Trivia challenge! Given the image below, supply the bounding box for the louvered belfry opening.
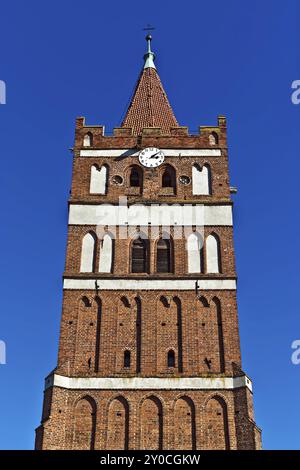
[157,238,171,273]
[131,238,147,273]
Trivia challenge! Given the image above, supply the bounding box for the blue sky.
[0,0,299,450]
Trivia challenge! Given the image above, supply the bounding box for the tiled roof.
[121,67,179,135]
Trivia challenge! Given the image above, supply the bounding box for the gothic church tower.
[35,36,261,450]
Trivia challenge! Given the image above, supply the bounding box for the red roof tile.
[121,67,179,135]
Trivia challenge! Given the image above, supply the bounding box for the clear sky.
[0,0,299,450]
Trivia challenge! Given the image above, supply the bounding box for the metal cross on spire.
[143,24,155,33]
[142,25,156,69]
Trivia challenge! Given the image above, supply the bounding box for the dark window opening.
[132,238,147,273]
[162,170,172,187]
[157,238,171,273]
[167,350,175,368]
[130,168,141,187]
[124,350,131,368]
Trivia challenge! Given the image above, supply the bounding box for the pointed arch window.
[192,164,211,195]
[90,165,108,194]
[187,232,203,273]
[157,238,172,273]
[129,166,142,187]
[99,233,113,273]
[83,132,93,147]
[80,232,96,273]
[162,165,176,189]
[90,164,108,195]
[209,132,218,146]
[131,237,148,273]
[206,233,221,273]
[167,350,175,368]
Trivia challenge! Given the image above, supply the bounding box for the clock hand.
[149,152,160,159]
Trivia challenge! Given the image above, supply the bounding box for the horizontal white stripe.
[63,278,236,290]
[80,148,222,158]
[45,374,252,392]
[68,204,233,226]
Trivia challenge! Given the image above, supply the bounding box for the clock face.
[138,147,165,168]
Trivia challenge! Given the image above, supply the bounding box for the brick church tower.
[35,36,261,450]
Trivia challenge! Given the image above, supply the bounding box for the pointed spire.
[121,35,179,135]
[143,34,156,69]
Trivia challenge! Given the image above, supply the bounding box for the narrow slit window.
[167,350,175,368]
[124,350,131,368]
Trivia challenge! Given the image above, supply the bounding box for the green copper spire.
[143,34,156,69]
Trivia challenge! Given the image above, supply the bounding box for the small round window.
[179,175,191,185]
[112,175,123,185]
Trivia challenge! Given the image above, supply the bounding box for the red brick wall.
[36,116,261,450]
[56,289,241,378]
[36,387,261,450]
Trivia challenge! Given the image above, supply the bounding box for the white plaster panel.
[90,165,107,194]
[46,374,252,392]
[80,148,222,158]
[99,233,113,273]
[80,233,95,272]
[204,205,232,225]
[187,232,202,273]
[63,278,236,290]
[206,234,220,274]
[68,204,232,226]
[192,164,210,195]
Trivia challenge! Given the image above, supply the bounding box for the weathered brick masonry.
[35,36,261,450]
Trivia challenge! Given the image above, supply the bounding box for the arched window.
[83,132,93,147]
[167,350,175,368]
[141,396,163,450]
[99,233,113,273]
[187,232,203,273]
[206,233,221,273]
[90,164,108,195]
[73,396,96,450]
[205,396,230,450]
[80,232,96,272]
[131,237,147,273]
[192,164,211,195]
[157,238,172,273]
[162,165,176,189]
[124,350,131,368]
[106,397,129,450]
[129,166,142,187]
[174,397,196,450]
[209,132,218,146]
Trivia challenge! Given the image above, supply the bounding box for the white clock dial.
[138,147,165,168]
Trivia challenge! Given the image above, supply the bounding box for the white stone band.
[80,148,222,158]
[63,278,236,291]
[45,374,252,392]
[68,204,233,226]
